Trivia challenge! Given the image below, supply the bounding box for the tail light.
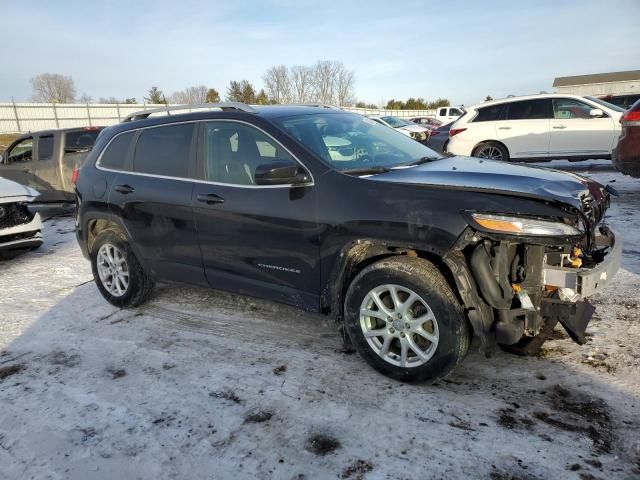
[622,110,640,122]
[449,128,467,137]
[71,168,80,185]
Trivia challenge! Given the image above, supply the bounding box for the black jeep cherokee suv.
[75,103,621,382]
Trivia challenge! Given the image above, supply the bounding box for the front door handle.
[197,193,225,205]
[114,184,135,194]
[498,126,511,130]
[552,125,567,130]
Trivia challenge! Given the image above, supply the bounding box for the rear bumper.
[542,228,621,297]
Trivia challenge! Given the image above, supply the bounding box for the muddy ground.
[0,164,638,479]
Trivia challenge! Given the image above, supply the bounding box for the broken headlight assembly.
[470,213,583,237]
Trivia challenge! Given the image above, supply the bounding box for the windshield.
[585,96,626,113]
[380,116,410,128]
[274,113,440,172]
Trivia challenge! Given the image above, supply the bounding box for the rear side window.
[133,123,195,178]
[65,130,100,152]
[506,99,552,120]
[439,108,447,116]
[473,104,505,122]
[38,135,54,161]
[99,132,134,170]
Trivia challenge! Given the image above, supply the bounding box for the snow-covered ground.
[0,166,639,480]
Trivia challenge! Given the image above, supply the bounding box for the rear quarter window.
[99,132,135,170]
[472,104,505,122]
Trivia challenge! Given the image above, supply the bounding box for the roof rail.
[295,103,342,110]
[121,102,258,122]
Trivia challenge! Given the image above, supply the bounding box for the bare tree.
[78,93,93,103]
[98,96,121,104]
[30,73,76,103]
[263,65,292,104]
[169,85,208,104]
[290,65,313,103]
[312,60,339,105]
[335,63,355,106]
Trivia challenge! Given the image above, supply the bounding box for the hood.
[369,156,604,210]
[0,177,40,202]
[398,124,429,133]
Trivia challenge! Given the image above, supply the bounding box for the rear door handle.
[197,193,225,205]
[114,184,135,194]
[552,125,567,130]
[498,126,511,130]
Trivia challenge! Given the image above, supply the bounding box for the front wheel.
[472,141,510,161]
[344,256,470,383]
[91,230,154,308]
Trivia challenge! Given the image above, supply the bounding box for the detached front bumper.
[542,227,621,297]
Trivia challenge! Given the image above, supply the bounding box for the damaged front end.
[444,188,621,356]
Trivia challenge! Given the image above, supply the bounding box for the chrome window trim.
[95,119,315,189]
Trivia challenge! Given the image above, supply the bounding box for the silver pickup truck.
[0,127,104,202]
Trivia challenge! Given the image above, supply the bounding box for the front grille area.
[0,203,34,230]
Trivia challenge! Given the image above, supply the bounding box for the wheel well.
[87,218,125,253]
[472,139,509,157]
[329,244,459,320]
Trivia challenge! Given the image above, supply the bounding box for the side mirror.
[254,160,312,186]
[590,108,604,118]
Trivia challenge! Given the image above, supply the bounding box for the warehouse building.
[553,70,640,96]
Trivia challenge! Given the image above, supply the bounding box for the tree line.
[28,71,449,110]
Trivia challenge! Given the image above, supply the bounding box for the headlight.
[471,213,582,236]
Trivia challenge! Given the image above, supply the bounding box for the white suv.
[447,94,624,161]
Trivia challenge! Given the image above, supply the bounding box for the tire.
[90,229,154,308]
[472,141,510,161]
[344,256,470,383]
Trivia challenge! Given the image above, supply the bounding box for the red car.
[613,99,640,177]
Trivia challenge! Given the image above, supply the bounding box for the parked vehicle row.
[446,94,624,162]
[74,103,620,383]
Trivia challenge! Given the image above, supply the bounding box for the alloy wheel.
[359,284,439,367]
[475,145,503,160]
[96,243,129,297]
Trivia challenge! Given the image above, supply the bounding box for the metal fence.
[0,102,436,133]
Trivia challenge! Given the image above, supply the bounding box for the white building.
[553,70,640,96]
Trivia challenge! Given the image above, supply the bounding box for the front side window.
[552,99,598,119]
[583,96,625,113]
[133,124,195,178]
[203,122,295,185]
[38,135,54,161]
[449,108,462,116]
[275,112,440,171]
[6,138,33,164]
[506,99,553,120]
[99,131,135,170]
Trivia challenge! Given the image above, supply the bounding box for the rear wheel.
[472,141,510,161]
[91,230,154,307]
[344,256,470,383]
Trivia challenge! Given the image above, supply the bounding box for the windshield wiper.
[342,166,391,176]
[398,156,441,167]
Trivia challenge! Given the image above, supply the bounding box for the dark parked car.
[613,99,640,177]
[0,127,104,202]
[598,93,640,110]
[75,103,620,383]
[427,122,453,153]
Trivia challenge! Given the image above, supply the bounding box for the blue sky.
[2,0,639,105]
